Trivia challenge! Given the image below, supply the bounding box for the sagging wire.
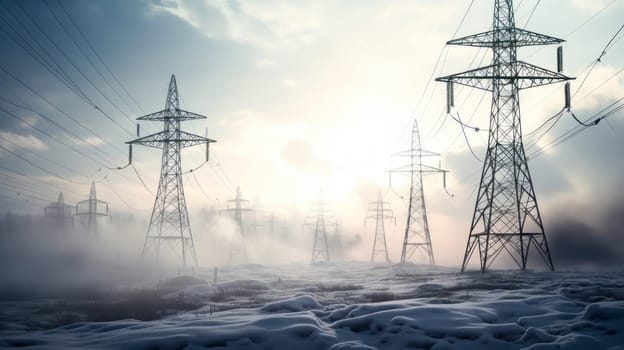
[573,23,624,99]
[106,144,133,170]
[191,171,213,202]
[103,175,139,211]
[387,155,454,200]
[181,160,208,175]
[132,164,154,196]
[529,98,624,159]
[387,172,406,200]
[570,110,601,127]
[524,108,566,151]
[448,108,483,162]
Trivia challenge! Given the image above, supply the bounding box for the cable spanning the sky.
[0,0,151,210]
[431,0,622,162]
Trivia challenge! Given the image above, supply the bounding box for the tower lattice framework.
[436,0,573,272]
[392,119,446,264]
[304,192,335,264]
[74,181,111,234]
[129,75,215,268]
[365,191,395,263]
[221,186,251,264]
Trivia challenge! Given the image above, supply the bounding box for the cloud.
[572,65,624,110]
[569,0,618,12]
[547,195,624,268]
[149,0,324,49]
[256,58,277,67]
[0,131,47,152]
[282,77,297,87]
[84,136,105,146]
[281,138,330,174]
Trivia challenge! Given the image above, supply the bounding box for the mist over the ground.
[548,195,624,268]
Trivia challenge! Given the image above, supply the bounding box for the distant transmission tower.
[304,192,336,263]
[437,0,572,272]
[221,186,252,264]
[74,181,111,234]
[128,75,215,268]
[391,119,448,264]
[44,192,74,230]
[365,191,395,263]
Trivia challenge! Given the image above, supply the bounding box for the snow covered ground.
[1,263,624,349]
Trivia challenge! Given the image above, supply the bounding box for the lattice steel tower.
[436,0,573,271]
[128,75,215,268]
[365,191,395,263]
[74,181,111,234]
[44,192,74,230]
[304,192,335,264]
[392,119,447,264]
[221,186,251,264]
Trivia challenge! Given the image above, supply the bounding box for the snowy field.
[1,263,624,349]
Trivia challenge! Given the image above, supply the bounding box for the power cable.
[0,133,83,175]
[56,0,145,115]
[0,65,127,155]
[12,0,134,134]
[0,102,105,167]
[0,165,82,199]
[530,97,624,158]
[0,143,88,184]
[131,164,154,196]
[522,0,541,27]
[191,170,213,202]
[451,110,482,162]
[39,0,137,123]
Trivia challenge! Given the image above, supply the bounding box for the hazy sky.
[0,0,622,266]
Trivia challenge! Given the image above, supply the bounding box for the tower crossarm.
[74,212,110,217]
[447,28,564,47]
[391,164,447,174]
[137,108,208,122]
[221,208,253,213]
[76,199,109,205]
[365,214,396,219]
[128,130,216,149]
[436,61,573,91]
[393,149,440,157]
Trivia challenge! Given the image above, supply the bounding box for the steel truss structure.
[365,191,395,263]
[74,181,111,234]
[391,119,447,264]
[436,0,573,272]
[304,192,336,264]
[129,75,215,268]
[221,186,252,264]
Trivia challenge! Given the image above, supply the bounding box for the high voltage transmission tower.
[74,181,111,235]
[365,191,395,263]
[221,186,252,264]
[44,192,74,230]
[128,75,215,268]
[390,119,448,264]
[437,0,573,272]
[304,192,336,264]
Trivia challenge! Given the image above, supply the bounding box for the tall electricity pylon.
[365,191,395,263]
[74,181,111,234]
[391,119,447,264]
[128,75,215,268]
[304,192,336,264]
[44,192,74,230]
[221,186,252,264]
[436,0,573,272]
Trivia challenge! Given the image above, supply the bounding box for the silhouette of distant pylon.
[221,186,252,264]
[365,191,395,263]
